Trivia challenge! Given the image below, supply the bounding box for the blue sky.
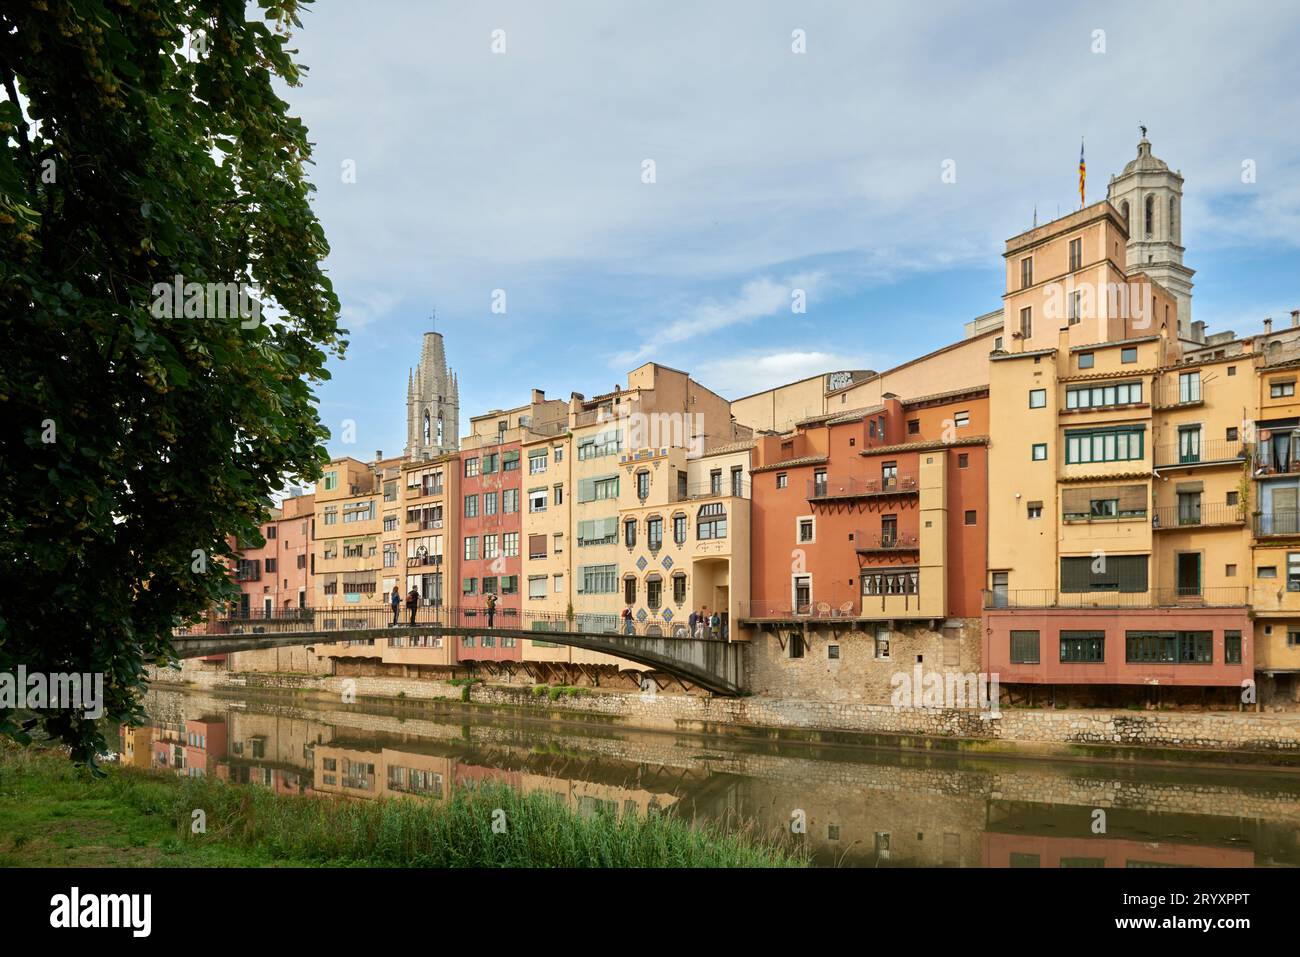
[278,1,1300,460]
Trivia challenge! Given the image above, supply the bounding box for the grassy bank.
[0,744,804,868]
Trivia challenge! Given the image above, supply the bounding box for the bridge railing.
[191,603,728,642]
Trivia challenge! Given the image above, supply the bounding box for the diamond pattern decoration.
[661,555,673,570]
[636,555,648,571]
[636,608,648,622]
[662,608,673,622]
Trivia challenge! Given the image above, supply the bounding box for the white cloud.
[694,349,886,399]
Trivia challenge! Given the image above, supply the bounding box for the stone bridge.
[172,605,747,696]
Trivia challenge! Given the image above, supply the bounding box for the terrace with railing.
[1151,503,1246,530]
[853,530,920,552]
[807,475,918,501]
[1254,510,1300,537]
[1152,438,1243,468]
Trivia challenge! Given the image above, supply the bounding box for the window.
[529,534,547,560]
[264,557,277,573]
[482,576,498,595]
[1067,290,1082,324]
[503,489,519,513]
[624,518,637,548]
[861,569,919,596]
[776,473,788,489]
[1258,565,1278,579]
[1226,564,1237,577]
[553,532,563,553]
[1289,552,1300,592]
[502,451,520,471]
[647,578,662,609]
[1120,347,1137,363]
[1178,372,1202,403]
[1060,631,1105,663]
[624,577,636,605]
[1032,443,1047,461]
[1078,352,1094,369]
[673,514,687,544]
[1060,555,1148,593]
[1010,630,1040,664]
[954,411,970,428]
[1225,631,1242,664]
[1027,502,1042,519]
[553,484,563,506]
[578,430,622,460]
[342,501,374,523]
[554,446,564,462]
[464,495,478,518]
[1068,237,1082,271]
[554,573,564,593]
[827,644,840,661]
[874,627,891,660]
[503,532,519,557]
[637,470,650,500]
[383,515,398,532]
[1019,307,1032,339]
[483,491,498,515]
[1271,380,1295,398]
[1226,427,1239,443]
[529,488,548,512]
[528,575,547,599]
[464,457,480,477]
[672,574,687,604]
[710,469,723,495]
[1065,381,1142,409]
[647,517,663,550]
[577,517,618,546]
[463,577,477,595]
[813,469,827,495]
[482,453,498,474]
[382,544,396,568]
[1090,498,1118,519]
[964,510,977,525]
[324,471,338,492]
[697,502,727,540]
[464,537,478,561]
[529,449,548,474]
[1064,427,1145,464]
[1029,389,1046,409]
[1125,631,1212,664]
[579,564,617,594]
[265,525,277,540]
[882,462,898,486]
[798,518,814,543]
[1178,426,1201,464]
[994,336,1003,351]
[1020,256,1033,288]
[907,419,920,435]
[958,453,969,468]
[731,466,745,497]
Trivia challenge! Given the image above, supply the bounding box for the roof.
[699,439,755,458]
[857,436,989,457]
[901,386,989,408]
[1119,137,1175,178]
[991,348,1057,362]
[1069,335,1161,353]
[750,455,829,475]
[795,405,883,428]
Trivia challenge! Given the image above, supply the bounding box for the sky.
[278,0,1300,460]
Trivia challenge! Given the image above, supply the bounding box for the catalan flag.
[1078,139,1086,207]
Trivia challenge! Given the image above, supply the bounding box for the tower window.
[1144,194,1154,236]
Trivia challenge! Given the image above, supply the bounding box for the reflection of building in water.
[120,725,153,769]
[983,833,1255,868]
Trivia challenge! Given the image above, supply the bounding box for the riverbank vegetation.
[0,744,805,868]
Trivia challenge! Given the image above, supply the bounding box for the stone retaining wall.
[148,663,1300,756]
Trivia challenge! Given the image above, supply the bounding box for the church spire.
[404,319,459,461]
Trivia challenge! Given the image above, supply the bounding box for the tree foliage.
[0,0,344,763]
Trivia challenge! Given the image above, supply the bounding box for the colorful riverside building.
[742,391,989,701]
[457,390,569,665]
[230,490,315,617]
[983,199,1254,702]
[313,454,405,617]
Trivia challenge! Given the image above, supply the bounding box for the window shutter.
[1117,484,1148,512]
[1061,488,1090,515]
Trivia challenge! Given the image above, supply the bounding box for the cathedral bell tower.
[1107,130,1196,340]
[405,329,459,460]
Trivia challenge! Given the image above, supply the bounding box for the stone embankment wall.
[150,664,1300,757]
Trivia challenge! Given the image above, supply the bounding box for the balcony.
[1151,503,1246,530]
[1152,381,1207,409]
[1253,439,1300,476]
[1255,510,1300,537]
[982,587,1248,610]
[406,554,444,568]
[678,480,750,502]
[1152,439,1243,468]
[740,591,857,621]
[854,531,919,553]
[406,518,444,531]
[807,475,917,502]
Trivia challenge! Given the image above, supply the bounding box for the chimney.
[1291,309,1299,328]
[531,388,544,404]
[1264,318,1273,335]
[375,450,382,462]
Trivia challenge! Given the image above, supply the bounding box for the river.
[123,686,1300,867]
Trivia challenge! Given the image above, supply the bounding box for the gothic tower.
[1107,132,1196,340]
[405,330,459,460]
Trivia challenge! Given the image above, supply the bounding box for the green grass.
[0,743,805,868]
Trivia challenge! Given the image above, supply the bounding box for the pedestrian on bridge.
[710,610,720,639]
[485,592,497,629]
[406,588,419,626]
[389,586,401,626]
[688,609,700,639]
[622,605,634,635]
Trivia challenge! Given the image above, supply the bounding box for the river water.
[126,687,1300,867]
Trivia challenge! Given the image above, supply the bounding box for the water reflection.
[124,688,1300,868]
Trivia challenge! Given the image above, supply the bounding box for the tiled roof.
[700,439,755,457]
[795,405,883,428]
[991,348,1056,361]
[858,436,989,456]
[1068,335,1160,352]
[900,386,990,407]
[750,455,829,474]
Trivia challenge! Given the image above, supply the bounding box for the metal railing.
[1253,440,1300,476]
[1152,381,1206,408]
[982,587,1249,610]
[186,604,725,641]
[1152,439,1243,467]
[1255,510,1300,536]
[807,475,918,500]
[854,531,920,551]
[1151,503,1246,529]
[674,480,750,502]
[739,596,858,620]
